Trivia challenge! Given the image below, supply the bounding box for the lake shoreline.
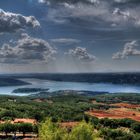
[0,78,139,96]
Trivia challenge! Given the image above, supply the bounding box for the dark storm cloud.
[0,9,40,33]
[65,47,96,62]
[0,34,56,64]
[112,41,140,59]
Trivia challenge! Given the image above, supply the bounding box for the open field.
[110,103,140,109]
[89,97,140,122]
[60,122,79,128]
[86,107,140,122]
[0,118,36,125]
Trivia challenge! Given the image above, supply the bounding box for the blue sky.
[0,0,140,73]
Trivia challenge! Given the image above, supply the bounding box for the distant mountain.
[2,73,140,85]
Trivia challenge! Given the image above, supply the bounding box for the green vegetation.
[93,93,140,104]
[0,93,139,122]
[39,118,98,140]
[39,118,68,140]
[69,121,97,140]
[38,117,140,140]
[0,122,36,136]
[99,128,140,140]
[0,93,140,139]
[0,94,103,122]
[90,117,140,133]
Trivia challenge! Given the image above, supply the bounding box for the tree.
[69,120,97,140]
[18,123,33,136]
[33,124,39,134]
[99,128,127,140]
[0,110,17,120]
[30,110,45,122]
[0,122,16,136]
[39,118,68,140]
[131,122,140,133]
[39,118,99,140]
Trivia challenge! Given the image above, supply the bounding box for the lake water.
[0,78,140,96]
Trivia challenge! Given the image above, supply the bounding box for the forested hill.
[32,73,140,85]
[0,78,29,86]
[2,73,140,85]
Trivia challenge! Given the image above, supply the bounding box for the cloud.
[50,38,80,46]
[112,8,140,27]
[65,47,96,62]
[0,9,40,33]
[0,34,56,64]
[114,0,140,4]
[41,0,140,30]
[38,0,45,3]
[39,0,140,5]
[114,0,129,3]
[112,8,130,19]
[38,0,100,4]
[47,2,109,23]
[112,40,140,59]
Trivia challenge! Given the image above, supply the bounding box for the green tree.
[39,118,68,140]
[39,118,99,140]
[69,120,97,140]
[0,110,17,120]
[99,128,127,140]
[131,122,140,133]
[18,123,33,136]
[0,122,15,136]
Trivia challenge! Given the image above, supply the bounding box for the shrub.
[39,118,68,140]
[39,118,98,140]
[69,120,97,140]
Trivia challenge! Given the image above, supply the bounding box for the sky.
[0,0,140,73]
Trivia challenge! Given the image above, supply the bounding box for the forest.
[0,93,139,139]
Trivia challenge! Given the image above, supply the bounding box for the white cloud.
[114,0,129,3]
[0,9,40,33]
[112,40,140,59]
[38,0,45,3]
[0,34,56,64]
[65,47,96,62]
[112,8,140,27]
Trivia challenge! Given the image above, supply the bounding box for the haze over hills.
[0,72,140,85]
